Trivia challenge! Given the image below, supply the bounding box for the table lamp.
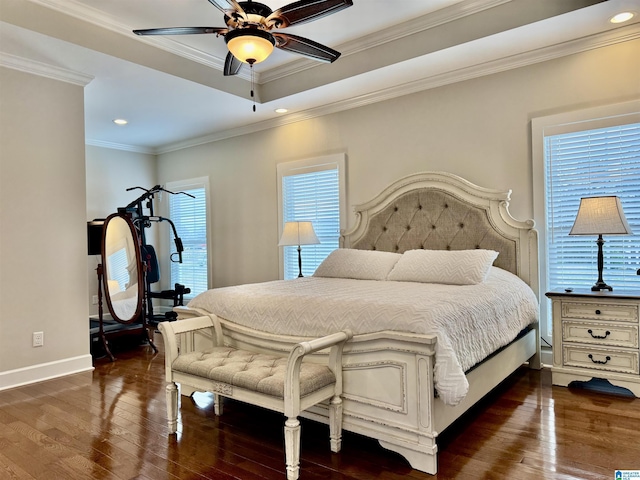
[569,196,633,291]
[278,221,320,277]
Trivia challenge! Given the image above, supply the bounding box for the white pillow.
[314,249,402,281]
[387,249,499,285]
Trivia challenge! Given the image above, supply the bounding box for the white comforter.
[109,283,139,320]
[187,267,538,405]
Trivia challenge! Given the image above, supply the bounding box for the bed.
[174,171,541,474]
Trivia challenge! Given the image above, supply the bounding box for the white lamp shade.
[226,29,275,64]
[569,196,633,235]
[278,221,320,246]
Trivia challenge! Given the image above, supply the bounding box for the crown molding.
[153,22,640,155]
[332,23,640,112]
[260,0,512,83]
[25,0,510,86]
[24,0,236,77]
[85,138,156,155]
[0,51,94,85]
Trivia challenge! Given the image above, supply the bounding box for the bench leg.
[214,394,224,416]
[329,395,343,453]
[166,382,178,434]
[284,417,301,480]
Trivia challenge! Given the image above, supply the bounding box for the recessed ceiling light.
[610,12,635,23]
[275,108,288,114]
[113,118,128,125]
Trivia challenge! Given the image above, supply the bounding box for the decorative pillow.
[387,249,499,285]
[313,249,402,280]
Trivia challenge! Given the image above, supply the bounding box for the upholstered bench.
[158,314,353,480]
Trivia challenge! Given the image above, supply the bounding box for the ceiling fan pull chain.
[250,61,256,112]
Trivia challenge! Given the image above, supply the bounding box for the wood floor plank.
[0,447,37,479]
[2,336,640,479]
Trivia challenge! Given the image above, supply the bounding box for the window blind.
[545,122,640,291]
[107,247,130,291]
[169,186,208,298]
[282,168,340,279]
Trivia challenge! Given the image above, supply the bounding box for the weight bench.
[158,314,353,480]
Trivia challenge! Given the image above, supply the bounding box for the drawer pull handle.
[587,329,610,340]
[588,354,611,365]
[595,309,601,315]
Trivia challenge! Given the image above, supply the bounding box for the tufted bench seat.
[172,347,338,398]
[158,314,352,480]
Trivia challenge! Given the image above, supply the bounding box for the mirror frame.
[101,212,144,324]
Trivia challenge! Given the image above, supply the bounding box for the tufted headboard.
[341,172,539,295]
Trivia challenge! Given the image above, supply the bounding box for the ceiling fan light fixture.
[226,28,275,64]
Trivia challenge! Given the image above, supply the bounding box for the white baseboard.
[0,354,94,391]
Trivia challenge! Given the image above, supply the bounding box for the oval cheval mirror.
[98,213,156,360]
[102,213,143,323]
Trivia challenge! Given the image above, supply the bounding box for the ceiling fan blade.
[223,51,243,76]
[133,27,228,36]
[273,33,340,63]
[266,0,352,28]
[205,0,242,15]
[205,0,247,22]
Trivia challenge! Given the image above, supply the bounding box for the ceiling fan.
[133,0,354,76]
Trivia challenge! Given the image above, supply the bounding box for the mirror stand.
[95,262,158,361]
[96,263,114,361]
[95,212,158,362]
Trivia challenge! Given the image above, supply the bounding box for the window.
[277,154,346,280]
[106,247,129,292]
[166,177,209,299]
[533,101,640,342]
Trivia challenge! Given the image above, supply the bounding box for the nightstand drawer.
[562,321,639,348]
[563,345,639,375]
[561,302,639,323]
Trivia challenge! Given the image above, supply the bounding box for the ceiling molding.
[24,0,235,77]
[153,22,640,155]
[0,51,94,86]
[26,0,511,86]
[260,0,512,83]
[126,34,229,76]
[85,138,156,155]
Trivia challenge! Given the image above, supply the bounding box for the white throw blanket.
[188,267,538,405]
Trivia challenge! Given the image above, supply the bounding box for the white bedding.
[109,283,139,320]
[187,267,538,405]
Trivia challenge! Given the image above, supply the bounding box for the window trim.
[164,176,211,299]
[532,99,640,343]
[277,153,347,280]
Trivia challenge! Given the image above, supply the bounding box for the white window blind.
[545,122,640,292]
[278,154,346,280]
[168,184,208,298]
[107,247,129,292]
[282,169,340,279]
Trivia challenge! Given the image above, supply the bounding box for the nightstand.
[546,289,640,397]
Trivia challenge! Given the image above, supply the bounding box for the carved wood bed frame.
[174,171,541,475]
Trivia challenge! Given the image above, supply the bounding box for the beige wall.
[85,145,156,315]
[1,37,637,389]
[0,67,90,383]
[157,39,640,289]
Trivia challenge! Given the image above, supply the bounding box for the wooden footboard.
[172,306,538,475]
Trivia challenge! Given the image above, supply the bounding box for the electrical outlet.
[92,295,99,305]
[33,331,44,347]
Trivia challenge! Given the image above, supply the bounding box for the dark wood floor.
[1,336,639,480]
